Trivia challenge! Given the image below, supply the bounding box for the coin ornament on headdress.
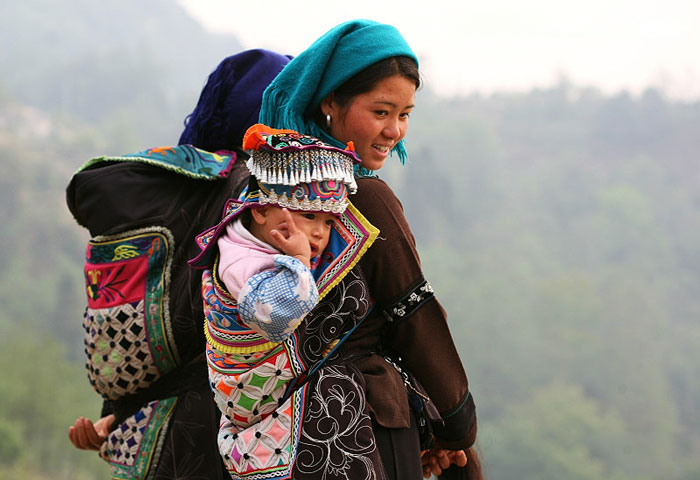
[242,124,359,214]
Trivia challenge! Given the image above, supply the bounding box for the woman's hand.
[421,447,468,478]
[68,414,115,450]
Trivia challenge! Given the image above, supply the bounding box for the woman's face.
[323,75,416,171]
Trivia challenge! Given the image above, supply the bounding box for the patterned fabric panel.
[101,397,177,480]
[294,268,372,367]
[190,199,248,267]
[218,385,307,480]
[83,227,178,400]
[83,302,161,398]
[202,269,278,354]
[312,201,378,300]
[208,342,301,429]
[382,279,434,323]
[78,145,237,180]
[293,365,387,480]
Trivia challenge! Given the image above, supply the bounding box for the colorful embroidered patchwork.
[78,145,237,180]
[243,126,359,194]
[101,397,177,480]
[218,385,307,480]
[203,269,278,354]
[83,227,179,399]
[209,342,302,428]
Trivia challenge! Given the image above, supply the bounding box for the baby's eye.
[325,219,335,226]
[302,213,316,220]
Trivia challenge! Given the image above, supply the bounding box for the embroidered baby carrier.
[194,201,377,479]
[67,145,249,480]
[189,126,380,479]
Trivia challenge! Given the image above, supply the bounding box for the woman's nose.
[382,117,401,139]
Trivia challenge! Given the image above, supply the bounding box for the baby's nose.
[312,224,324,237]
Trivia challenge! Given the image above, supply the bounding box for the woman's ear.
[250,206,268,225]
[321,93,336,117]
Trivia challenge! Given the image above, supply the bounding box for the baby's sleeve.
[237,255,319,342]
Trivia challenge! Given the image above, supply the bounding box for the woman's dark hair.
[466,446,484,480]
[313,56,420,126]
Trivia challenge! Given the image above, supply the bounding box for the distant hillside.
[1,0,243,144]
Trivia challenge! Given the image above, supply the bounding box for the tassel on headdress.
[242,124,359,214]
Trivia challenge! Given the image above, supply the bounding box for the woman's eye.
[375,110,388,116]
[400,112,411,119]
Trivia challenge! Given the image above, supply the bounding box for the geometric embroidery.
[100,397,177,480]
[217,385,306,480]
[208,344,297,428]
[83,301,162,400]
[83,227,179,399]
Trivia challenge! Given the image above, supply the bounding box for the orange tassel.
[242,123,298,150]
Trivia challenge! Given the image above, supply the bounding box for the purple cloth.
[179,49,292,151]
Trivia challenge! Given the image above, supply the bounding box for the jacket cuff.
[431,391,478,449]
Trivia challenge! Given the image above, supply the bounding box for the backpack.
[66,144,250,479]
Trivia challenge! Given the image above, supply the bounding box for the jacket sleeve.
[237,255,319,343]
[352,177,477,450]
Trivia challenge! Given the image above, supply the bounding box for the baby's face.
[265,207,336,258]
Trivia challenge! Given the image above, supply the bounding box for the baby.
[189,124,359,477]
[217,202,336,343]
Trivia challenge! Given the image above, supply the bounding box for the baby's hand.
[270,208,311,267]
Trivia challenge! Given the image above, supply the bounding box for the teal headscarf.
[259,19,418,165]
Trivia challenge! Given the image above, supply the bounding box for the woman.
[67,49,291,479]
[258,19,482,479]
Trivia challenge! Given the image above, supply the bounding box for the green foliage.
[482,383,633,480]
[0,421,22,465]
[0,331,106,478]
[403,85,700,479]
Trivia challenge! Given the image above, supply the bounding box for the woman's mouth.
[373,144,391,155]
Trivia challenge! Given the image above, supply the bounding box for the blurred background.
[1,1,699,478]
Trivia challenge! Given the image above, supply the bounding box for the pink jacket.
[217,219,278,298]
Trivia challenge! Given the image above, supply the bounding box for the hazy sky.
[177,0,699,100]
